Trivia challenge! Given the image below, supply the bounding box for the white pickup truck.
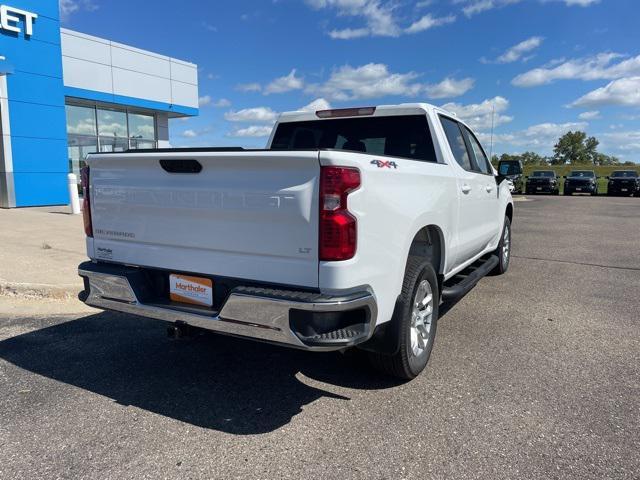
[78,104,513,379]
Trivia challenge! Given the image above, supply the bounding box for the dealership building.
[0,0,199,208]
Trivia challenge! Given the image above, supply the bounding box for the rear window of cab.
[270,115,438,163]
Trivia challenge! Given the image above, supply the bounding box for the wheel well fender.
[505,203,513,225]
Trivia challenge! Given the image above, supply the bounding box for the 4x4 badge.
[371,159,398,169]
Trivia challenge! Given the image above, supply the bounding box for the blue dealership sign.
[0,0,68,207]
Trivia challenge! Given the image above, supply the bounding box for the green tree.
[595,153,620,166]
[552,131,599,165]
[520,151,546,166]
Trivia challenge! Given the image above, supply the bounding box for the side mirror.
[495,174,507,185]
[605,176,610,180]
[524,176,529,179]
[562,176,567,179]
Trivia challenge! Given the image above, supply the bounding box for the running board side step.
[441,255,499,303]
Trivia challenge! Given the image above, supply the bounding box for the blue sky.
[61,0,640,161]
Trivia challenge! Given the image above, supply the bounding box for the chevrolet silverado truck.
[525,170,560,195]
[563,170,599,196]
[78,104,514,379]
[606,170,640,196]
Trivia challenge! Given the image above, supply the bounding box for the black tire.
[369,257,439,380]
[491,216,511,275]
[564,190,571,196]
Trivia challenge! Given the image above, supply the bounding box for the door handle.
[461,184,471,194]
[486,185,494,193]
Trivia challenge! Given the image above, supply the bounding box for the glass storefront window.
[129,139,156,150]
[99,137,129,153]
[66,105,96,136]
[128,113,155,140]
[97,109,127,138]
[68,136,98,177]
[66,103,157,173]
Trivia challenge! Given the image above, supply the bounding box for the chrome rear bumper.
[78,262,377,351]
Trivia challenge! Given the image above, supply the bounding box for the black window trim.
[438,114,483,174]
[460,124,495,177]
[270,114,441,165]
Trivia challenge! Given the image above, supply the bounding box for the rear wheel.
[369,257,439,380]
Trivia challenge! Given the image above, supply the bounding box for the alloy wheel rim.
[410,280,434,357]
[502,225,511,266]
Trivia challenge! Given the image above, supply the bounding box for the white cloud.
[544,0,600,6]
[59,0,98,20]
[198,95,212,107]
[264,69,304,95]
[405,14,456,34]
[227,125,274,138]
[180,127,212,138]
[199,96,231,108]
[425,77,475,99]
[213,98,232,108]
[300,98,332,112]
[455,0,521,17]
[306,0,455,39]
[236,83,262,92]
[224,107,279,123]
[512,53,640,87]
[601,130,640,158]
[482,121,589,153]
[455,0,598,17]
[493,36,544,63]
[578,110,601,120]
[441,96,513,131]
[305,63,425,100]
[571,77,640,108]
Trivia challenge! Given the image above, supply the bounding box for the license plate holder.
[536,187,542,191]
[576,187,582,191]
[170,274,213,307]
[621,188,628,192]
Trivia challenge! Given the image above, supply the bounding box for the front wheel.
[369,258,439,380]
[491,216,511,275]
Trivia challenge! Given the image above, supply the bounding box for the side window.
[463,126,492,175]
[440,116,472,171]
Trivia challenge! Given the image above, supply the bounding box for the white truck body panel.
[83,103,513,336]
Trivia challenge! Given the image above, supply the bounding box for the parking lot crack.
[512,255,640,272]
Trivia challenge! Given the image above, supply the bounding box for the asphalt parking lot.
[1,196,639,480]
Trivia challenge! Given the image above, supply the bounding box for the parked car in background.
[497,159,524,194]
[525,170,560,195]
[606,170,640,196]
[563,170,598,196]
[77,103,514,380]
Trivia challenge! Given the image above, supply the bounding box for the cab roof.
[277,103,457,124]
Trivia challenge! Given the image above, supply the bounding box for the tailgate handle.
[159,159,202,174]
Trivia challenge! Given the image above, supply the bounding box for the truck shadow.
[0,312,405,435]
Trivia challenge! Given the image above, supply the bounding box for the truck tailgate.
[87,151,320,288]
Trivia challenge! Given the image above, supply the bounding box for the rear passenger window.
[463,126,492,175]
[440,116,472,171]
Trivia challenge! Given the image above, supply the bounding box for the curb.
[0,281,81,300]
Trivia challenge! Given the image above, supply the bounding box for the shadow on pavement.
[0,312,404,434]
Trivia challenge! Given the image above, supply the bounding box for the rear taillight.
[81,166,93,237]
[319,166,360,261]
